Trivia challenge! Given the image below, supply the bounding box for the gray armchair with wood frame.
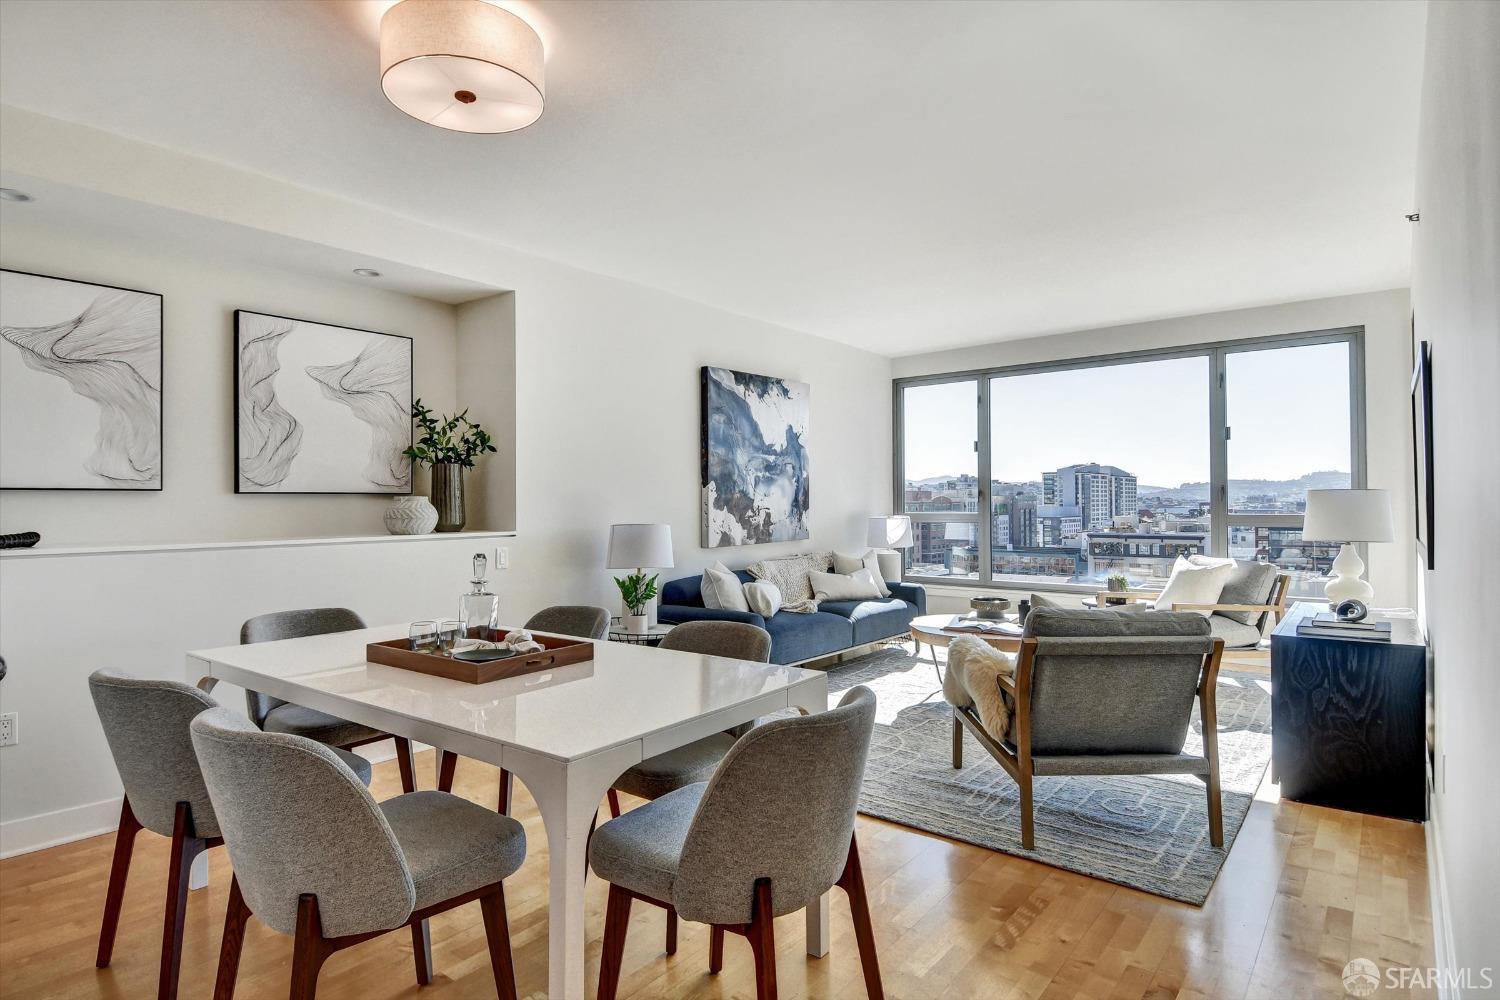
[951,609,1226,851]
[1096,566,1291,661]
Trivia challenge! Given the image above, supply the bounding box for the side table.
[607,622,674,647]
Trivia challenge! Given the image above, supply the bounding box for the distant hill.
[1137,470,1350,497]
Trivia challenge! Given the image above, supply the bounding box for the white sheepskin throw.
[942,636,1017,742]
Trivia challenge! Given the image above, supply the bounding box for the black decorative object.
[1411,338,1434,569]
[0,531,41,549]
[1334,599,1369,623]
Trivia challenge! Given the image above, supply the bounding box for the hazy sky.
[903,342,1351,487]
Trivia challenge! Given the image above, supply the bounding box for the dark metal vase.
[431,463,466,533]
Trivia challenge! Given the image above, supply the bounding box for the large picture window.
[894,329,1363,597]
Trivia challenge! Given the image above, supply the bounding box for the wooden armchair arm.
[1171,602,1281,614]
[994,672,1017,699]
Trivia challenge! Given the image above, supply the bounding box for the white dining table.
[185,625,830,1000]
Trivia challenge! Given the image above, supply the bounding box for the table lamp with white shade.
[867,515,914,581]
[1301,489,1394,605]
[607,523,674,633]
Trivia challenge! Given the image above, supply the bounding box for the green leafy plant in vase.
[402,399,498,533]
[614,570,660,635]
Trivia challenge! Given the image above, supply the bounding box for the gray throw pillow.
[1205,560,1278,625]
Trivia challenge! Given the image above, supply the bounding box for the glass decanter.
[460,552,500,641]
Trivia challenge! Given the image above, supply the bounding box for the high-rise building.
[1045,463,1138,531]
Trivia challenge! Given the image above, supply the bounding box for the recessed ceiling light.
[0,188,34,203]
[353,268,382,278]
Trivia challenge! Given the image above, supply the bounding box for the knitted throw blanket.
[747,551,831,614]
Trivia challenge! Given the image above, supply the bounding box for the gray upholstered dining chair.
[590,685,883,1000]
[597,620,773,954]
[948,608,1225,850]
[87,670,372,1000]
[436,604,612,806]
[241,608,419,794]
[191,707,526,1000]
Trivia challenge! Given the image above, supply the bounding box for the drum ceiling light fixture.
[380,0,545,134]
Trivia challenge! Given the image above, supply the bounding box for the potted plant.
[402,400,498,533]
[1106,572,1131,593]
[613,570,659,634]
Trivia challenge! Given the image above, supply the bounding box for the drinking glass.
[437,619,464,653]
[409,620,438,652]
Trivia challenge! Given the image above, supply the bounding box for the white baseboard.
[0,796,123,860]
[1426,799,1462,1000]
[0,740,437,861]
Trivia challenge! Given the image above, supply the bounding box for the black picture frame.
[1410,338,1434,569]
[0,268,164,491]
[233,309,414,495]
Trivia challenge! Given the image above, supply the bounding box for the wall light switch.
[495,547,510,570]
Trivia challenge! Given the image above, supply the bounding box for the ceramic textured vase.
[384,496,438,535]
[432,462,467,533]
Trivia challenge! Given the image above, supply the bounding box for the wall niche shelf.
[0,530,516,561]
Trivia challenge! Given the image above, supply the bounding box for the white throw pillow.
[808,568,883,602]
[832,549,891,597]
[701,562,749,613]
[742,581,783,618]
[1154,556,1233,617]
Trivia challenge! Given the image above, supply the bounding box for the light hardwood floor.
[0,746,1434,1000]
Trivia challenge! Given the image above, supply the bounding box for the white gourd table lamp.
[607,524,674,633]
[1300,489,1394,605]
[867,515,915,580]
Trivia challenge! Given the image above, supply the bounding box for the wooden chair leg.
[436,750,458,793]
[1019,772,1035,851]
[213,876,250,1000]
[97,797,142,968]
[607,788,622,818]
[951,713,963,768]
[289,894,329,1000]
[836,835,885,1000]
[410,919,433,985]
[597,884,633,1000]
[709,926,725,974]
[393,737,417,794]
[497,768,514,815]
[665,907,678,955]
[159,802,207,1000]
[747,879,777,1000]
[479,886,519,1000]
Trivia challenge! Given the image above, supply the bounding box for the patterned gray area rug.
[823,644,1272,905]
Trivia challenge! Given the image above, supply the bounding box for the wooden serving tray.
[367,630,596,684]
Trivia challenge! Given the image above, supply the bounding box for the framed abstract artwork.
[0,269,163,490]
[234,310,413,494]
[700,365,810,547]
[1410,337,1434,569]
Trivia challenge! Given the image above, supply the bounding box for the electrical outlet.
[495,546,510,570]
[0,713,17,748]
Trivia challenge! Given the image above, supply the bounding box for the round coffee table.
[909,613,1023,681]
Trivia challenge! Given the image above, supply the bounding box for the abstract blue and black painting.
[700,366,810,548]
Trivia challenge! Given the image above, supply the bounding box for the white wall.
[0,221,460,544]
[0,534,507,856]
[456,292,518,533]
[1410,0,1500,988]
[893,289,1417,608]
[0,106,893,851]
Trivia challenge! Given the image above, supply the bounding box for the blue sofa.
[658,569,927,664]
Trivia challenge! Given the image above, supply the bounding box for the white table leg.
[507,743,640,1000]
[189,671,219,890]
[790,679,832,958]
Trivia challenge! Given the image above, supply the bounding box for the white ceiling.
[0,0,1425,356]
